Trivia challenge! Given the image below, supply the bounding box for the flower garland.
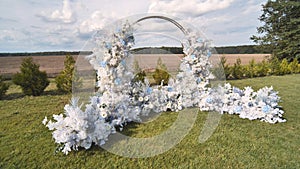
[43,20,286,155]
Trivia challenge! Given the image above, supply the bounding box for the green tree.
[13,57,49,96]
[251,0,300,61]
[55,54,81,93]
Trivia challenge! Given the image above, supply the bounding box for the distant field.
[218,54,271,65]
[0,55,78,78]
[0,54,271,78]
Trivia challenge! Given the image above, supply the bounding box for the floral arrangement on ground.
[43,19,286,155]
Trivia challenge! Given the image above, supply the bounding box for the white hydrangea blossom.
[44,98,113,155]
[43,21,286,154]
[198,84,286,124]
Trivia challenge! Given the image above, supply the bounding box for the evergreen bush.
[221,56,231,79]
[256,60,270,77]
[288,58,300,74]
[231,58,244,79]
[55,54,81,93]
[245,59,256,78]
[132,59,146,83]
[0,75,9,99]
[152,57,170,85]
[279,58,290,75]
[12,57,49,96]
[269,57,281,75]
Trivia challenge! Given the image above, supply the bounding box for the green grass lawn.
[0,75,299,168]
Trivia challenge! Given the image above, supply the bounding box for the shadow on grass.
[1,92,25,100]
[1,89,67,101]
[117,121,140,136]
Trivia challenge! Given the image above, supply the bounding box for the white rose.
[148,103,154,109]
[101,111,107,118]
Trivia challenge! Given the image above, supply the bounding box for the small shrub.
[231,58,244,79]
[13,57,49,96]
[279,58,290,75]
[152,57,170,85]
[0,75,9,99]
[256,60,270,77]
[211,57,226,80]
[132,59,146,83]
[269,57,281,75]
[288,58,299,73]
[55,54,81,93]
[220,56,230,79]
[245,59,256,78]
[133,71,147,83]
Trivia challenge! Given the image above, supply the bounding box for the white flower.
[178,105,182,110]
[42,116,48,125]
[148,103,154,109]
[100,111,108,118]
[44,21,286,155]
[144,96,149,102]
[138,97,144,102]
[166,102,172,109]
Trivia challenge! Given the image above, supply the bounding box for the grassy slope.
[0,75,299,169]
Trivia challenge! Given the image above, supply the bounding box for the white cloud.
[0,0,267,52]
[148,0,235,18]
[0,29,27,42]
[37,0,76,24]
[75,11,117,38]
[243,0,264,14]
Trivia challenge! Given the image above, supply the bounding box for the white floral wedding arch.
[43,15,286,155]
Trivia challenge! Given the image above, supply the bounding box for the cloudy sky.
[0,0,267,52]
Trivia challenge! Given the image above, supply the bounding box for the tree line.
[0,51,92,57]
[0,45,269,56]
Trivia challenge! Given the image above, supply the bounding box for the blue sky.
[0,0,267,52]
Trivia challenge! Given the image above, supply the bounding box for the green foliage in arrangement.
[152,57,170,85]
[55,55,81,93]
[12,57,49,96]
[224,56,300,80]
[0,75,9,99]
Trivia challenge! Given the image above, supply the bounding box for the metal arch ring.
[133,15,189,35]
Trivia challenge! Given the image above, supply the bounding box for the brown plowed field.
[0,54,271,78]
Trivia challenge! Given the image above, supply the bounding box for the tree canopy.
[251,0,300,61]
